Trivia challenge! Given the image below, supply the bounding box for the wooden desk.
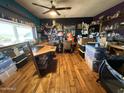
[31,43,56,77]
[33,45,56,57]
[108,44,124,55]
[108,44,124,50]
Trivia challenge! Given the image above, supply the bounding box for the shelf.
[104,27,124,32]
[102,16,124,24]
[12,53,25,59]
[16,57,27,64]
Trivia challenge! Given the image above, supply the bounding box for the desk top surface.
[33,43,56,56]
[109,44,124,50]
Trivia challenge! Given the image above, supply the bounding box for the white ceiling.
[16,0,124,18]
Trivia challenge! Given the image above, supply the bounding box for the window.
[16,26,33,42]
[0,22,16,46]
[0,20,36,47]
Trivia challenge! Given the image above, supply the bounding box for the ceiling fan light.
[50,10,57,16]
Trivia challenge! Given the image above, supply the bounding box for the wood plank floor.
[0,52,106,93]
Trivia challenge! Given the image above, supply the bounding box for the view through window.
[16,26,33,42]
[0,21,35,47]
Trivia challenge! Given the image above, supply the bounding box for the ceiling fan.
[32,0,72,16]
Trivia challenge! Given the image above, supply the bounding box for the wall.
[41,17,93,26]
[0,0,40,25]
[40,17,93,40]
[94,2,124,20]
[94,2,124,36]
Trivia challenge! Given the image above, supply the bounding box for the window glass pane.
[0,20,35,47]
[16,26,33,42]
[0,22,16,46]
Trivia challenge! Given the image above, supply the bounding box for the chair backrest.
[63,40,71,50]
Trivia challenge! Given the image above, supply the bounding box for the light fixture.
[50,10,57,16]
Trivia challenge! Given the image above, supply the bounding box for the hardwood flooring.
[0,52,106,93]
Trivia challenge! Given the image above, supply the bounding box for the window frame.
[0,18,37,47]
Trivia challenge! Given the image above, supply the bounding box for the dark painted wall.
[0,0,40,25]
[41,17,93,26]
[94,2,124,20]
[40,17,93,40]
[94,2,124,36]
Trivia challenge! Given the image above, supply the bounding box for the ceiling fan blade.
[32,3,51,9]
[55,10,61,16]
[42,10,51,14]
[56,7,72,10]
